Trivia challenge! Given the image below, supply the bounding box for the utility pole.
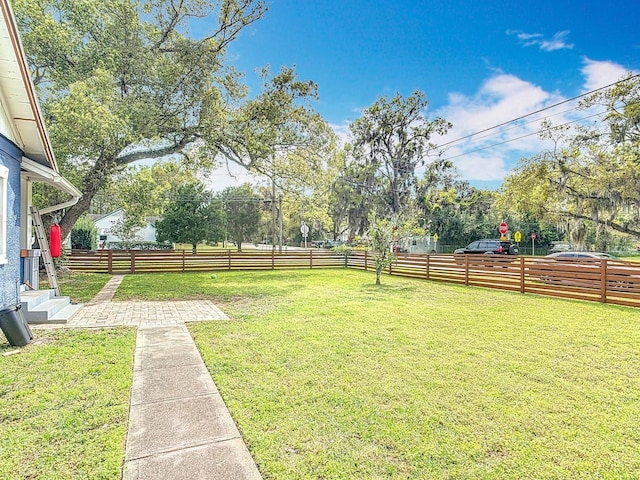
[278,196,283,253]
[271,176,277,251]
[270,157,283,253]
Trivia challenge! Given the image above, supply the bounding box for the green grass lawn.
[115,269,640,479]
[0,327,136,479]
[42,272,112,303]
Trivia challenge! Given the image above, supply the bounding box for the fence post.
[520,256,525,293]
[600,259,608,303]
[130,250,135,274]
[426,254,430,280]
[108,250,113,275]
[271,248,275,270]
[228,249,231,270]
[182,250,186,273]
[364,250,368,271]
[310,249,313,269]
[465,255,469,286]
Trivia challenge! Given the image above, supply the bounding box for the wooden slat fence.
[67,249,346,274]
[66,250,640,308]
[347,251,640,308]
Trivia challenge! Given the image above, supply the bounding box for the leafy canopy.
[155,182,226,252]
[221,184,262,251]
[14,0,266,235]
[335,91,452,237]
[502,74,640,248]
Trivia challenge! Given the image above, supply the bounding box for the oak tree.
[338,91,451,235]
[14,0,266,236]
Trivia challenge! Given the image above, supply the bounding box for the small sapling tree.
[367,213,422,285]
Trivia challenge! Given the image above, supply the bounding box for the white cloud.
[435,74,567,183]
[581,57,633,92]
[437,74,560,140]
[328,59,636,187]
[455,153,510,182]
[540,31,574,52]
[516,32,542,41]
[508,29,574,51]
[329,122,351,146]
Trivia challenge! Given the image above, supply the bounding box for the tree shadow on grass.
[358,282,419,294]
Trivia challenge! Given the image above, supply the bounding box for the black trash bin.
[0,304,33,347]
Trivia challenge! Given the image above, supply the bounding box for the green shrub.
[71,217,97,250]
[106,241,173,250]
[331,244,353,254]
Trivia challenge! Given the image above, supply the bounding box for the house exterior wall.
[19,176,32,247]
[94,211,121,245]
[0,133,22,309]
[94,210,157,246]
[139,221,157,242]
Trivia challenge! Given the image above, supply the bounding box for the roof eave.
[0,0,57,170]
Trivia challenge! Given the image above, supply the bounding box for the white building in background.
[397,235,437,254]
[89,209,158,247]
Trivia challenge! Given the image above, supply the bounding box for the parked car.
[545,252,616,260]
[454,239,519,255]
[311,240,326,248]
[548,241,576,254]
[534,251,639,290]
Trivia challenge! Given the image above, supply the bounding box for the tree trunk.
[376,267,382,285]
[57,155,115,239]
[192,243,197,254]
[58,194,91,241]
[392,168,400,215]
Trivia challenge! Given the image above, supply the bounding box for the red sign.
[499,222,508,235]
[531,232,537,240]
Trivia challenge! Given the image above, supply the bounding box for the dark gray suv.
[454,239,519,255]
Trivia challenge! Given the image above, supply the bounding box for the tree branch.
[115,136,196,164]
[556,211,640,236]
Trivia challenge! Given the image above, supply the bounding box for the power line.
[449,103,584,148]
[436,73,640,150]
[341,104,611,172]
[442,109,608,161]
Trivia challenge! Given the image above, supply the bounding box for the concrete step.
[49,303,84,324]
[20,289,55,311]
[26,297,72,324]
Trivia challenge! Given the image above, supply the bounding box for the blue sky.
[210,0,639,189]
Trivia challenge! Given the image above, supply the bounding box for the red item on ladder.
[49,224,62,258]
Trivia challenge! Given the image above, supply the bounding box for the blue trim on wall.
[0,132,24,161]
[0,132,24,309]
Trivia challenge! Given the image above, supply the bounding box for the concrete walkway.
[36,275,263,480]
[123,324,262,479]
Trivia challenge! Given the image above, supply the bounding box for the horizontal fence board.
[471,282,521,293]
[66,250,640,308]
